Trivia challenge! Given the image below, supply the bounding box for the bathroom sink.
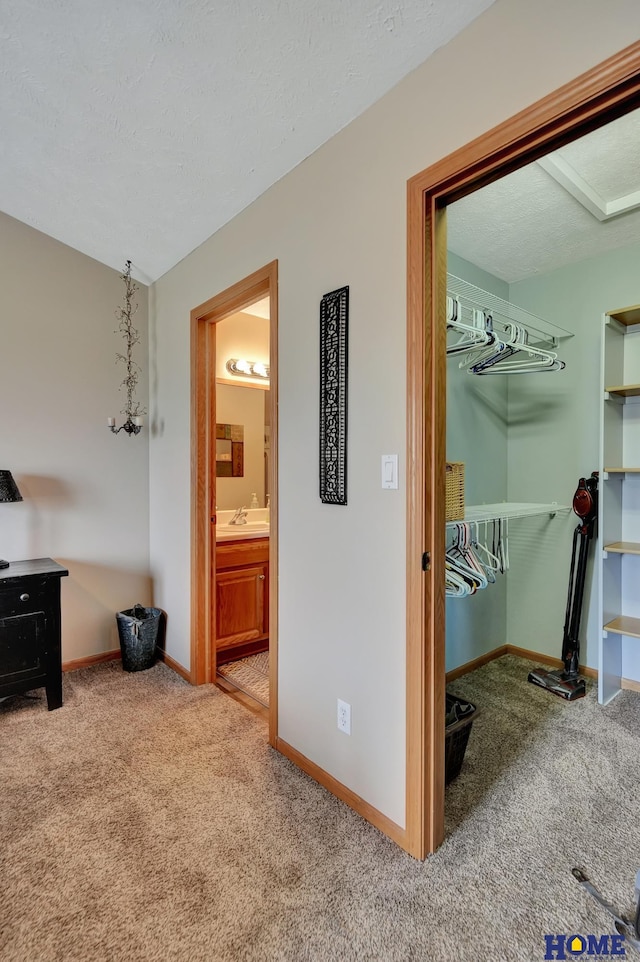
[219,521,269,530]
[216,521,269,540]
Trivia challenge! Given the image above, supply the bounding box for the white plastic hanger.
[446,300,495,357]
[463,322,565,375]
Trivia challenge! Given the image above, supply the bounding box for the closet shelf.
[446,502,569,526]
[604,542,640,556]
[605,384,640,398]
[604,467,640,474]
[607,305,640,326]
[447,273,574,344]
[603,616,640,640]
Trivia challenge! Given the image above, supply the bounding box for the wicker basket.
[445,462,465,522]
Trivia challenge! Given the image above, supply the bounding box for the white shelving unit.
[599,304,640,703]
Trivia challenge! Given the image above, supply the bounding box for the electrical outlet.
[337,699,351,735]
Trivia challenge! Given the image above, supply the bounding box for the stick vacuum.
[572,867,640,950]
[527,472,599,701]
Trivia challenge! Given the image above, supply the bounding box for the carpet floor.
[1,655,639,961]
[218,651,269,707]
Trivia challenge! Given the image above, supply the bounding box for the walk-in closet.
[444,269,573,666]
[442,104,640,797]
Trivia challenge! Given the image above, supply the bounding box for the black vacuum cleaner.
[528,472,598,701]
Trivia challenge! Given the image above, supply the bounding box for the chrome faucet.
[229,506,248,525]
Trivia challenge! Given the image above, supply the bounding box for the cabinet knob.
[20,593,30,602]
[259,575,265,580]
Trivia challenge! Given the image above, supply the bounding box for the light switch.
[381,454,398,489]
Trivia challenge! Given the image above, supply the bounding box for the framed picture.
[319,286,349,505]
[215,423,244,477]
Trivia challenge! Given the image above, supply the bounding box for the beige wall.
[149,0,640,826]
[0,212,150,662]
[507,241,640,685]
[215,310,269,384]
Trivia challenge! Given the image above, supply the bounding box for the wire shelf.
[446,502,570,527]
[447,274,574,345]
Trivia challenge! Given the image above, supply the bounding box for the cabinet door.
[216,564,267,649]
[0,610,47,686]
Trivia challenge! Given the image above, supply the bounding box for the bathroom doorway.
[191,261,278,745]
[214,298,271,710]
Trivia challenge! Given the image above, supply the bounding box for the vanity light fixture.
[225,358,270,381]
[108,260,146,436]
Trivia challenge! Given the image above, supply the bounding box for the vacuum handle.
[573,477,596,521]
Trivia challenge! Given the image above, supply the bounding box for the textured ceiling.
[557,110,640,200]
[448,107,640,283]
[0,0,493,283]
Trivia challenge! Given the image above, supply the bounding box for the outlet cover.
[337,698,351,735]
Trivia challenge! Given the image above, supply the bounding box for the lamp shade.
[0,471,23,503]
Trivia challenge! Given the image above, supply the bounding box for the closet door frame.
[406,41,640,859]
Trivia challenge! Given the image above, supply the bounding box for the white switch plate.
[381,454,398,489]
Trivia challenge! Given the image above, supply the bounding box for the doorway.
[214,299,271,706]
[191,261,278,746]
[404,43,640,859]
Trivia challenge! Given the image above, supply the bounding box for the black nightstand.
[0,559,69,710]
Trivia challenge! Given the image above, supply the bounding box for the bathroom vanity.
[215,533,269,664]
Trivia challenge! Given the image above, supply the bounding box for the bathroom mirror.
[215,388,270,510]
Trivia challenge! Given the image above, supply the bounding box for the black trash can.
[116,604,162,672]
[445,693,477,784]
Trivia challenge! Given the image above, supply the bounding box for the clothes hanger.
[447,286,567,374]
[445,531,479,596]
[445,519,510,596]
[446,300,495,356]
[465,322,565,375]
[494,518,510,573]
[455,313,522,371]
[463,321,524,371]
[446,524,488,591]
[445,563,473,597]
[470,521,500,583]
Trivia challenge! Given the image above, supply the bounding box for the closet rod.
[446,502,570,527]
[447,274,574,346]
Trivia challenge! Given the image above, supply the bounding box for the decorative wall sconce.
[108,260,146,436]
[225,358,270,382]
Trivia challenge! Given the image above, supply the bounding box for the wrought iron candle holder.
[108,416,143,436]
[108,260,146,437]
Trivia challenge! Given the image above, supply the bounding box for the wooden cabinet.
[215,538,268,663]
[0,558,68,710]
[599,304,640,703]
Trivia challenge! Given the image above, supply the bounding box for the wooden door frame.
[191,261,279,745]
[406,42,640,859]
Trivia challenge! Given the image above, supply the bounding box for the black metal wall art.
[319,286,349,505]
